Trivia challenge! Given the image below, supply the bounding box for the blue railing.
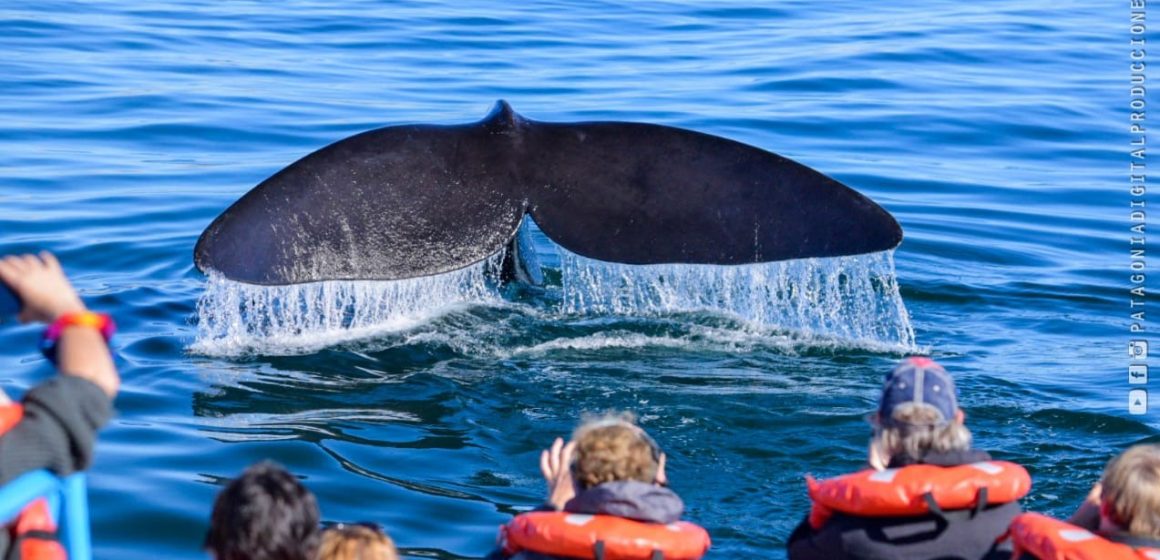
[0,470,90,560]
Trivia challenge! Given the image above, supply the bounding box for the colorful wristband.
[40,311,116,364]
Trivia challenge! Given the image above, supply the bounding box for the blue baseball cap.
[877,356,958,427]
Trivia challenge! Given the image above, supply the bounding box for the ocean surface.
[0,1,1155,558]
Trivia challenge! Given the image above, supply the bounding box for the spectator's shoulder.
[23,375,113,423]
[27,375,109,402]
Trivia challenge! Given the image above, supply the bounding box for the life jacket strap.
[921,492,947,520]
[7,529,63,560]
[972,487,989,518]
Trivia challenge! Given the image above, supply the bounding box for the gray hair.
[873,403,972,463]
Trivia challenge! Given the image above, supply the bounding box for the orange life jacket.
[0,404,65,560]
[499,511,711,560]
[1009,512,1160,560]
[806,461,1032,529]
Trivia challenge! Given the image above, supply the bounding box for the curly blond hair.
[318,524,399,560]
[1101,443,1160,539]
[570,412,660,489]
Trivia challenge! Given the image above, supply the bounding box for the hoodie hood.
[564,480,685,524]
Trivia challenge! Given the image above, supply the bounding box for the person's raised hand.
[0,252,86,324]
[540,437,577,510]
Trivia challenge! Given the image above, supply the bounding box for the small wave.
[197,407,421,442]
[500,323,918,359]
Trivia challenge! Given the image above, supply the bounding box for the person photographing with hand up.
[0,252,119,559]
[491,412,710,560]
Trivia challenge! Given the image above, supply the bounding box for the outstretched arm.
[0,252,117,483]
[0,252,119,397]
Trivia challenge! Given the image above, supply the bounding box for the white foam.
[507,332,694,356]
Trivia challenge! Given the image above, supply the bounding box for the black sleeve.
[786,515,838,560]
[0,376,113,486]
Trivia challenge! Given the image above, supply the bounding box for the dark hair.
[204,461,321,560]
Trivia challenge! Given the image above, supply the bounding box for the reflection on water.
[191,359,515,559]
[185,343,911,559]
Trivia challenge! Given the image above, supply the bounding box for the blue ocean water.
[0,1,1154,558]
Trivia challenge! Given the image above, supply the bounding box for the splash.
[559,249,916,350]
[191,253,504,357]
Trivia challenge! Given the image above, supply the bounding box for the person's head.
[1099,443,1160,538]
[869,357,971,467]
[204,461,321,560]
[570,412,664,490]
[319,523,400,560]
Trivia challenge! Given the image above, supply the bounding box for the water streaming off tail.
[192,244,915,356]
[191,254,504,356]
[559,249,916,350]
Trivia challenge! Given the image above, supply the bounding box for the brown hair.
[570,412,660,489]
[1101,443,1160,538]
[872,403,972,464]
[318,524,400,560]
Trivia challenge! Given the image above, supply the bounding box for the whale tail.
[194,101,902,285]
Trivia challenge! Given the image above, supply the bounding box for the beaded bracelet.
[40,311,116,364]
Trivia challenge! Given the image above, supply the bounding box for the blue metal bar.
[0,470,91,560]
[60,474,91,560]
[0,470,58,522]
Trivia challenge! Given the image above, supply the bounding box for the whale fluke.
[194,101,902,285]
